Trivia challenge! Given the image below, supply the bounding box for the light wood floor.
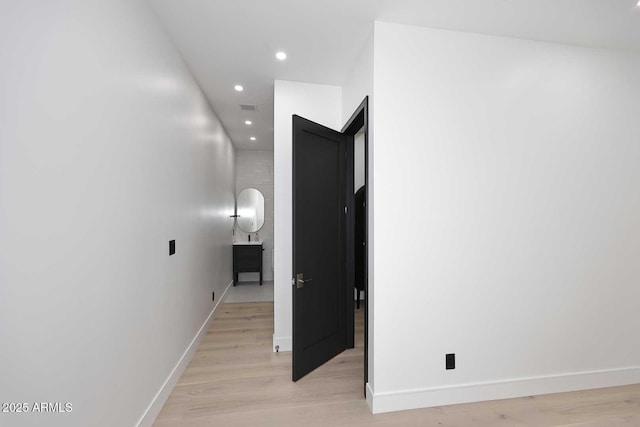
[225,280,274,303]
[154,302,640,426]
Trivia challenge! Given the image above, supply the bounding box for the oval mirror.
[236,188,265,233]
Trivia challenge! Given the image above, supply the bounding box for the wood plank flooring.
[153,302,640,426]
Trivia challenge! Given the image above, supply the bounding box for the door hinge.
[344,206,348,214]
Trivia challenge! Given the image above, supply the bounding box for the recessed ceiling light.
[245,120,252,125]
[276,51,287,61]
[250,136,256,141]
[234,85,244,92]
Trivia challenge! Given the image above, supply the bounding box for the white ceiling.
[148,0,640,151]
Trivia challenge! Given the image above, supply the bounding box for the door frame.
[341,97,369,392]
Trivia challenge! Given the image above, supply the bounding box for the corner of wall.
[272,80,343,347]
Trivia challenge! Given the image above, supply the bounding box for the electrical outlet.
[446,353,455,370]
[169,240,175,255]
[212,291,215,301]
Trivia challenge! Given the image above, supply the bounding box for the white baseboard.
[366,382,374,412]
[273,335,292,352]
[136,280,233,427]
[368,366,640,414]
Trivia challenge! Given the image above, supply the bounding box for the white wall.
[343,30,374,125]
[235,150,274,281]
[0,1,235,426]
[370,21,640,413]
[273,80,342,351]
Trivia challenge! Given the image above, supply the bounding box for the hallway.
[153,302,366,426]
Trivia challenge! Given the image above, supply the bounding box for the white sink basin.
[233,241,263,245]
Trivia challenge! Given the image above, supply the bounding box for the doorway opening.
[342,97,369,393]
[227,149,275,304]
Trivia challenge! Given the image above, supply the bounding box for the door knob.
[295,273,313,288]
